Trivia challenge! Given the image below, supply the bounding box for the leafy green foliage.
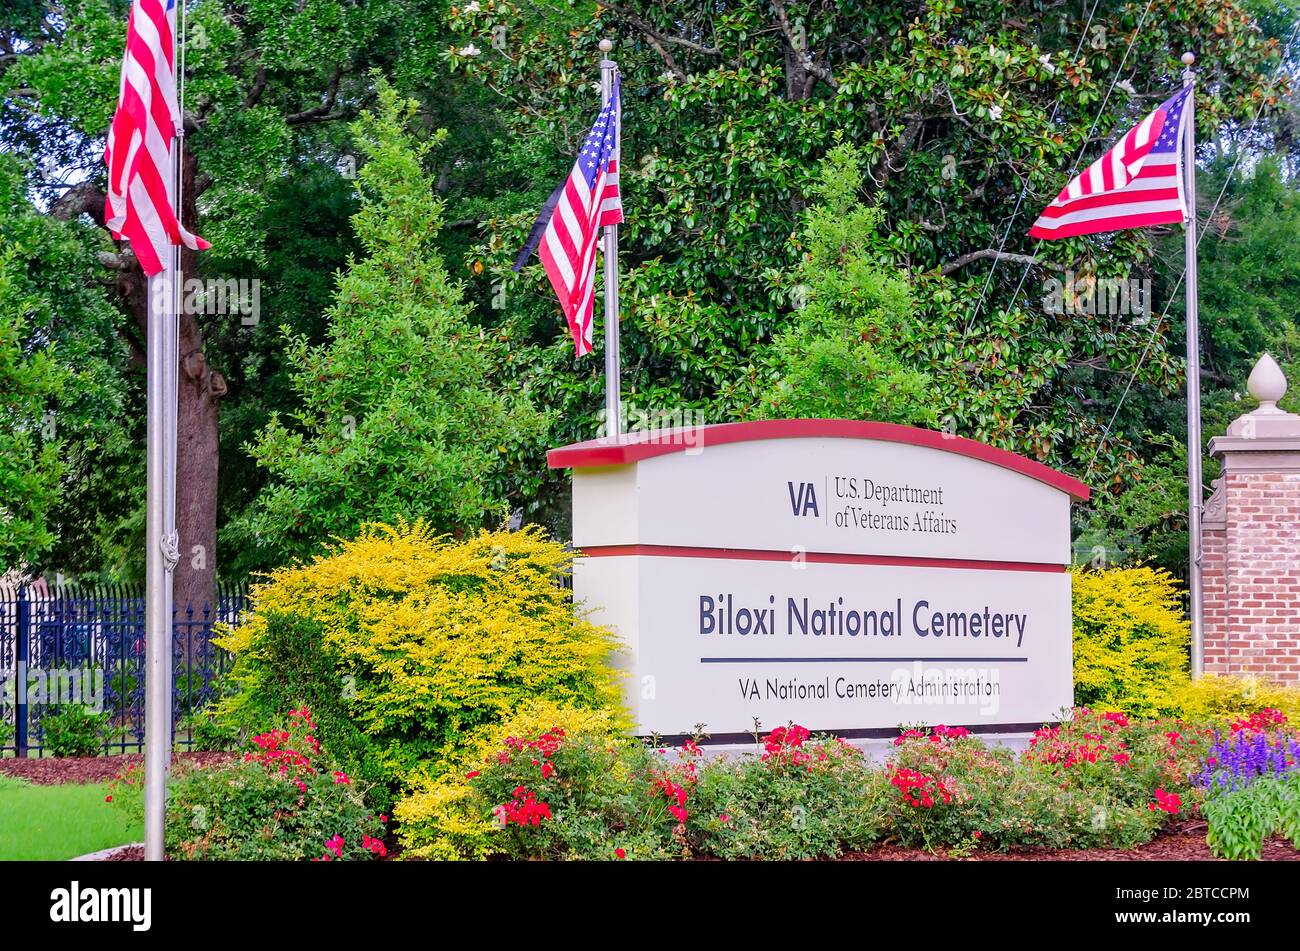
[688,733,889,859]
[1071,566,1191,717]
[754,142,938,425]
[1205,773,1300,860]
[158,709,386,861]
[459,0,1286,519]
[239,81,545,563]
[39,705,108,757]
[2,0,1298,586]
[0,154,130,571]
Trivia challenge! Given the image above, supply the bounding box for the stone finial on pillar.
[1246,351,1287,409]
[1203,353,1300,683]
[1223,353,1299,439]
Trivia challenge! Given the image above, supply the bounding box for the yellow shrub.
[1071,566,1190,718]
[216,521,626,796]
[393,699,628,859]
[1166,674,1300,726]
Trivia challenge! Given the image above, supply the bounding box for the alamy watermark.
[2,664,105,712]
[596,403,708,455]
[1042,270,1152,319]
[888,661,1002,716]
[149,271,261,326]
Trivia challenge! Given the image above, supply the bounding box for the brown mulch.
[846,821,1299,861]
[0,751,237,786]
[104,846,147,861]
[100,821,1298,862]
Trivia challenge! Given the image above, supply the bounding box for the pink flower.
[333,771,351,785]
[324,834,345,858]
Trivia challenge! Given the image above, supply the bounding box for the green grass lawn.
[0,775,139,861]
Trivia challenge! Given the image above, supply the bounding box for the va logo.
[787,481,819,517]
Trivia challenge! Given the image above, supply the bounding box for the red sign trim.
[547,419,1090,502]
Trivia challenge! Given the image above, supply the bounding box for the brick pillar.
[1203,353,1300,682]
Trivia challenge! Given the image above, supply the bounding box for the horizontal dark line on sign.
[577,544,1065,573]
[699,656,1028,664]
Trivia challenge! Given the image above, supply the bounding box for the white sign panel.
[576,555,1072,737]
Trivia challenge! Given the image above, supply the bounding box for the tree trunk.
[174,149,222,619]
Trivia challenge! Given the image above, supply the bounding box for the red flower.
[541,761,555,779]
[465,771,480,780]
[498,787,553,826]
[614,847,626,860]
[104,795,113,803]
[1111,752,1131,766]
[1148,788,1181,815]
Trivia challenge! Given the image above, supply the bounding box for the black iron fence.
[0,583,247,756]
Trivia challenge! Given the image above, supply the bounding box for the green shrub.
[40,705,106,757]
[688,729,888,859]
[889,725,1163,852]
[220,612,388,805]
[1205,774,1300,860]
[217,522,625,804]
[1071,566,1190,717]
[162,708,385,861]
[1021,709,1210,809]
[177,708,240,752]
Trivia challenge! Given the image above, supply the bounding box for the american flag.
[533,77,623,356]
[104,0,208,278]
[1029,87,1191,240]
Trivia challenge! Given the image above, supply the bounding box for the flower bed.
[395,706,1300,861]
[97,705,1300,861]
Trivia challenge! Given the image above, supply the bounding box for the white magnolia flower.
[464,1,480,11]
[458,43,481,57]
[988,104,1004,121]
[1117,79,1137,96]
[1038,53,1057,74]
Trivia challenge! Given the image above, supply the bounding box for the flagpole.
[599,39,622,438]
[143,7,183,862]
[1181,51,1205,678]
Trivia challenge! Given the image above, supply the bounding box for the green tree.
[240,82,545,564]
[756,141,937,425]
[0,154,130,571]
